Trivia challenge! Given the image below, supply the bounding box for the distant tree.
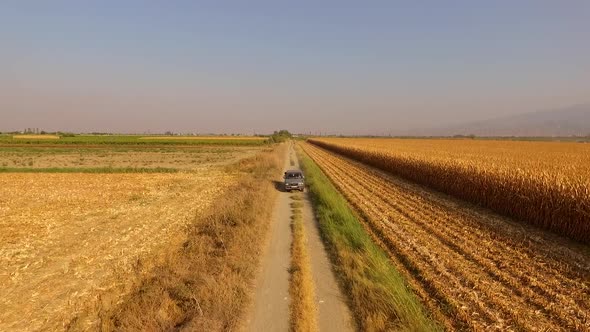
[164,131,174,136]
[268,130,292,143]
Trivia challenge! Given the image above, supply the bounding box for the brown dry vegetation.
[0,146,260,169]
[289,195,319,332]
[94,144,285,331]
[0,171,234,331]
[302,142,590,331]
[308,138,590,243]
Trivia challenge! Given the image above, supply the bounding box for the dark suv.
[284,170,305,192]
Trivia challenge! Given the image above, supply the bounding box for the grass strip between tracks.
[297,145,440,332]
[289,199,319,332]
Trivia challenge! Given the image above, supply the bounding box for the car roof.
[286,169,302,174]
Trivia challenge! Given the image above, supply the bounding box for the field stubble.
[302,142,590,331]
[0,146,259,170]
[0,168,233,330]
[99,144,285,331]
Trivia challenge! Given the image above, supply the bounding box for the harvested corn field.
[308,138,590,243]
[0,170,234,331]
[301,142,590,331]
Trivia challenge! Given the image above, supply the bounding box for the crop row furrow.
[307,146,553,330]
[305,141,589,289]
[323,147,590,317]
[329,152,588,328]
[304,145,509,330]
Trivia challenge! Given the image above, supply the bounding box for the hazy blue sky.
[1,1,589,134]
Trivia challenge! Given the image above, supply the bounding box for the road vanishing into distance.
[245,144,354,331]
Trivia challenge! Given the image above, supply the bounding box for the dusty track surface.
[245,148,292,331]
[245,144,353,331]
[302,142,590,331]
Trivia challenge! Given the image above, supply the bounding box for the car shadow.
[272,180,286,192]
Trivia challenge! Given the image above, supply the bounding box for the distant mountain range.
[418,104,590,137]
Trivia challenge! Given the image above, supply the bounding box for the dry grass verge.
[85,145,285,331]
[291,201,304,209]
[289,197,319,332]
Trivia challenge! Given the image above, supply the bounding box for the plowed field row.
[301,142,590,331]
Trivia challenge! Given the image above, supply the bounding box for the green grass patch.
[0,167,179,173]
[297,146,440,331]
[0,146,239,154]
[0,135,268,146]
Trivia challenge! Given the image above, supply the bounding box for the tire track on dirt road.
[245,143,354,331]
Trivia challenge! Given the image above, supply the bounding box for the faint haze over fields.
[1,1,589,135]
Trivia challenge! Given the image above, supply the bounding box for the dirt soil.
[244,144,353,331]
[244,154,292,331]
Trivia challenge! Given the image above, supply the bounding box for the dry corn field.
[0,169,234,331]
[309,138,590,243]
[301,142,590,331]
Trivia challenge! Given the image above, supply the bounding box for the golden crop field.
[0,141,272,331]
[301,142,590,331]
[0,170,235,331]
[308,138,590,242]
[12,134,60,140]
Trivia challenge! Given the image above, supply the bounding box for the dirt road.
[245,143,353,331]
